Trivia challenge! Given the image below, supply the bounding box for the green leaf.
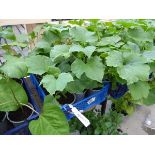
[50,44,70,60]
[121,41,140,53]
[0,27,16,40]
[117,64,150,84]
[7,42,27,48]
[43,30,60,44]
[36,40,51,53]
[69,26,98,43]
[47,66,61,77]
[69,44,96,58]
[116,19,144,28]
[29,103,69,135]
[143,88,155,105]
[106,51,123,67]
[44,95,59,105]
[66,79,85,93]
[85,56,105,82]
[127,27,153,42]
[143,50,155,62]
[56,73,73,91]
[58,61,71,72]
[25,55,52,75]
[71,59,85,78]
[97,35,121,46]
[106,51,150,84]
[128,81,150,100]
[0,79,28,111]
[41,73,73,95]
[0,55,28,78]
[71,56,105,82]
[16,34,29,43]
[41,75,56,95]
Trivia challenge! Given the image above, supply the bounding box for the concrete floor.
[120,105,155,135]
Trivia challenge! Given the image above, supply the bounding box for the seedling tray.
[4,75,43,135]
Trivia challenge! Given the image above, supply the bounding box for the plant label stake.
[68,104,90,127]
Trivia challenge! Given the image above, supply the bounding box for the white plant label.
[68,104,90,127]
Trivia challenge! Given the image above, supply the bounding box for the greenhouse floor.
[120,104,155,135]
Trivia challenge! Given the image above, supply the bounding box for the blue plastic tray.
[62,82,110,120]
[31,75,111,120]
[4,75,110,134]
[4,75,43,135]
[30,74,111,120]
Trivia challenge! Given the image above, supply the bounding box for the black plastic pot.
[0,112,8,134]
[6,103,34,127]
[57,92,76,105]
[87,88,102,96]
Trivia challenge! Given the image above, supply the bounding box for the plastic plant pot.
[110,83,128,99]
[6,103,35,127]
[87,88,102,96]
[0,112,8,134]
[57,92,76,105]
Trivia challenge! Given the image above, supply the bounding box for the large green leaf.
[71,59,85,78]
[0,79,28,111]
[43,30,60,44]
[143,50,155,63]
[66,75,100,93]
[127,27,154,42]
[121,41,140,53]
[71,56,105,82]
[143,88,155,105]
[128,81,150,100]
[69,26,98,43]
[106,51,150,84]
[117,64,150,84]
[41,73,73,95]
[50,44,70,60]
[106,51,123,67]
[0,55,28,79]
[69,44,96,58]
[25,55,52,75]
[97,35,121,46]
[29,103,69,135]
[35,40,51,53]
[66,79,85,93]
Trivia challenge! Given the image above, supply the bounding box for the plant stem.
[20,103,40,116]
[9,87,23,111]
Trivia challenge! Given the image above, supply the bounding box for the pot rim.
[75,90,87,95]
[71,93,76,104]
[6,103,34,124]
